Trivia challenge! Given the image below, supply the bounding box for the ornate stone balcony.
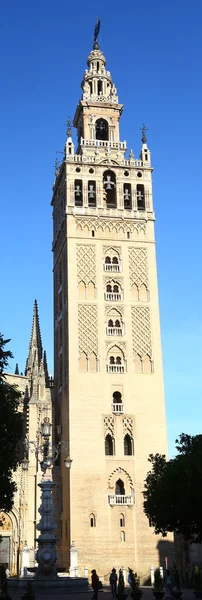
[111,403,124,414]
[108,495,134,506]
[106,327,123,336]
[104,293,122,301]
[103,264,120,272]
[107,365,125,374]
[80,138,127,150]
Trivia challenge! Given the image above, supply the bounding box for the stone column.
[35,479,58,580]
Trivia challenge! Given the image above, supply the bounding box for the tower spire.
[25,299,43,375]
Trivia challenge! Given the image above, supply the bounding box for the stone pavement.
[9,587,196,600]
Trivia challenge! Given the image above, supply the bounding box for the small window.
[92,230,95,237]
[90,513,96,527]
[120,531,125,542]
[127,232,130,239]
[124,434,133,456]
[98,80,102,95]
[76,167,81,173]
[120,513,125,527]
[124,170,129,177]
[105,433,114,455]
[115,479,125,495]
[113,391,122,404]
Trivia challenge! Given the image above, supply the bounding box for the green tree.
[143,433,202,543]
[0,333,23,511]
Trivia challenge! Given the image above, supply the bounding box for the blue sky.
[0,0,202,457]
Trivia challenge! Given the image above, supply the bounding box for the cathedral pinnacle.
[93,18,101,50]
[25,299,43,376]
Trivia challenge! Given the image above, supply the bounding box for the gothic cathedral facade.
[52,34,171,578]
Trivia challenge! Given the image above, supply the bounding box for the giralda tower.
[52,23,171,577]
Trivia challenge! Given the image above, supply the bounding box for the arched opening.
[124,434,133,456]
[120,513,125,527]
[79,352,88,372]
[124,183,132,209]
[108,319,113,328]
[75,180,83,207]
[98,80,103,95]
[105,256,111,264]
[90,513,96,527]
[109,356,115,365]
[88,180,96,207]
[115,479,125,495]
[139,283,148,302]
[120,530,125,542]
[115,319,120,328]
[105,434,114,456]
[113,391,122,404]
[96,118,109,141]
[89,352,97,372]
[137,184,145,211]
[106,284,112,293]
[103,170,116,208]
[112,256,118,265]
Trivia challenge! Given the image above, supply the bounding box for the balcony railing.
[107,365,125,374]
[106,327,123,336]
[103,264,120,272]
[104,293,122,301]
[80,138,127,151]
[111,403,124,414]
[108,495,134,506]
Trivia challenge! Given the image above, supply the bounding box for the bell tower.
[52,21,172,578]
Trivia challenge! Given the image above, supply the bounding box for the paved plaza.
[9,586,196,600]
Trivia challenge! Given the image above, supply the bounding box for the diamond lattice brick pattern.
[123,417,133,436]
[128,247,148,287]
[77,244,96,285]
[131,306,152,358]
[104,416,114,435]
[78,304,98,355]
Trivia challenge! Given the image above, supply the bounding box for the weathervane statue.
[93,18,101,49]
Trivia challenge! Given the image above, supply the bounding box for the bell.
[75,185,81,197]
[88,185,95,198]
[124,188,130,201]
[104,176,114,190]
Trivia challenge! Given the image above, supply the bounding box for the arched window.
[90,513,96,527]
[108,319,113,328]
[116,356,121,365]
[115,319,120,328]
[103,170,116,208]
[105,256,111,264]
[120,513,125,527]
[113,391,122,404]
[113,285,119,294]
[98,80,103,95]
[120,531,125,542]
[124,183,132,209]
[137,184,145,211]
[75,180,83,206]
[112,256,118,265]
[105,434,114,456]
[115,479,125,495]
[110,356,115,365]
[96,118,109,141]
[124,434,133,456]
[88,180,96,207]
[106,284,112,293]
[112,391,123,413]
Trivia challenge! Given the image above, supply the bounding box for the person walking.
[165,569,173,597]
[91,569,99,600]
[110,568,117,597]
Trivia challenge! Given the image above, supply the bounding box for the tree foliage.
[143,433,202,543]
[0,333,23,512]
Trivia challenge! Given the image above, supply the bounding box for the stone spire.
[25,299,43,376]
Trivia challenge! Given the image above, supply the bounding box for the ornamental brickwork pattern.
[76,244,96,285]
[131,306,152,358]
[128,247,148,288]
[78,304,98,356]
